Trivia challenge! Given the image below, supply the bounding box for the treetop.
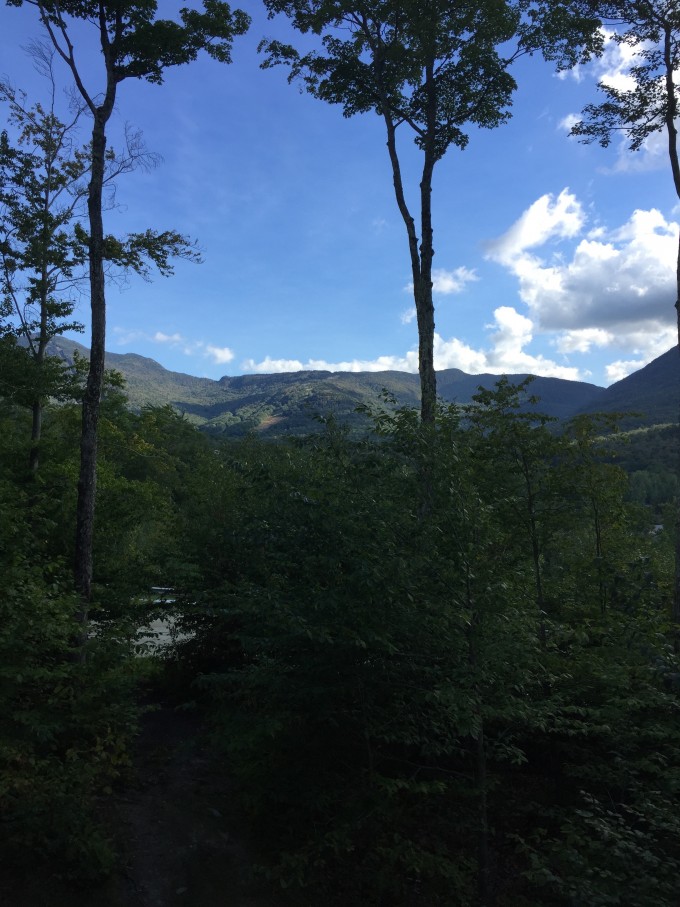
[6,1,250,87]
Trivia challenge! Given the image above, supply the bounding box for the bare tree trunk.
[416,63,438,426]
[415,213,436,425]
[73,109,108,619]
[383,117,437,423]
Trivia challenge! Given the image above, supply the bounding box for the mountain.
[577,347,680,426]
[45,336,676,437]
[436,369,606,421]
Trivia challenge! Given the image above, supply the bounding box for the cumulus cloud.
[606,358,647,383]
[205,344,234,364]
[113,326,235,365]
[555,328,613,354]
[562,30,670,172]
[242,353,417,374]
[612,129,669,173]
[487,193,678,366]
[595,29,640,93]
[243,307,579,380]
[400,267,478,323]
[153,331,184,344]
[485,189,584,266]
[405,266,478,296]
[558,113,580,133]
[432,266,478,294]
[558,28,639,89]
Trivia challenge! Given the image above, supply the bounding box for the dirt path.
[2,700,282,907]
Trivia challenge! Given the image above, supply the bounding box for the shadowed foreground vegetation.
[2,370,680,905]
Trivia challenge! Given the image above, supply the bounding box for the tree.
[465,378,564,645]
[6,0,250,631]
[0,53,202,475]
[571,0,679,318]
[569,0,680,626]
[0,58,88,472]
[260,0,601,423]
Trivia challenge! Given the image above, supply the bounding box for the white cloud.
[605,358,647,383]
[556,328,613,354]
[243,307,580,380]
[112,326,236,365]
[558,113,580,133]
[612,128,669,173]
[562,30,670,172]
[556,64,583,83]
[400,307,417,324]
[558,28,639,88]
[485,189,584,266]
[153,331,184,344]
[480,307,580,379]
[241,356,306,373]
[242,353,417,374]
[488,193,678,366]
[596,30,640,93]
[205,344,234,364]
[405,266,478,296]
[432,266,478,294]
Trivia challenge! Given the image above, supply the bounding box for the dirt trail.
[2,701,281,907]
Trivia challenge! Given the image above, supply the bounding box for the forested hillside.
[45,336,680,437]
[2,369,680,905]
[2,0,680,903]
[54,335,680,436]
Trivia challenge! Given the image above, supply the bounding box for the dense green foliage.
[162,385,680,905]
[2,361,680,902]
[2,4,677,902]
[0,383,212,877]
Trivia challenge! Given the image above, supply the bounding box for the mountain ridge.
[45,336,676,437]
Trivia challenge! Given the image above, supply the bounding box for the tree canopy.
[260,0,602,423]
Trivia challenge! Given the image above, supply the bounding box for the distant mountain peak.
[44,337,676,437]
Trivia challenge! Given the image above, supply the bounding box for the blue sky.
[1,2,678,388]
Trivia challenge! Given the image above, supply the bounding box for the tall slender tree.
[0,64,203,474]
[260,0,601,423]
[6,0,249,633]
[0,63,87,473]
[571,0,680,625]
